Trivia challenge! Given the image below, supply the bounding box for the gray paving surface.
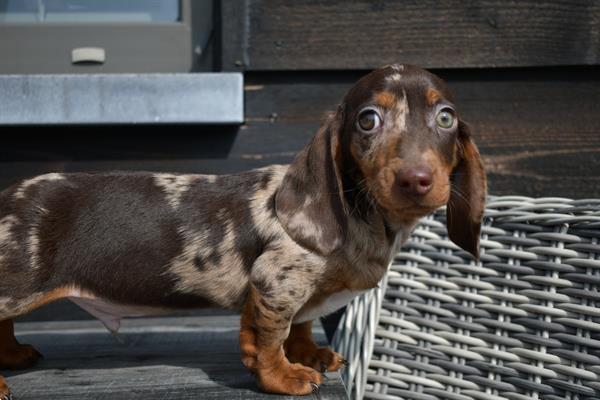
[6,315,347,399]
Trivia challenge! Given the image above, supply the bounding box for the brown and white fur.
[0,65,486,398]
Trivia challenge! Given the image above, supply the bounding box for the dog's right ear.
[275,106,348,256]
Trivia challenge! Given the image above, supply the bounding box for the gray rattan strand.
[333,197,600,400]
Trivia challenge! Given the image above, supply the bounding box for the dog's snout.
[396,166,433,196]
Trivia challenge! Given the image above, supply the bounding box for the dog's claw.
[320,362,328,373]
[341,358,349,367]
[2,394,12,400]
[311,381,322,399]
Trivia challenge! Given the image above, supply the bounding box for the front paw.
[256,359,323,395]
[286,342,347,372]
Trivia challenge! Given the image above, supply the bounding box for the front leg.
[240,287,323,395]
[0,376,10,400]
[284,321,347,372]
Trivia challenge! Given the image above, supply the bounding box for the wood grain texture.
[5,317,347,399]
[219,0,248,72]
[221,0,600,70]
[0,68,598,198]
[241,68,600,197]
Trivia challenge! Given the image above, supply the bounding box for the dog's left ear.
[275,106,348,256]
[447,121,487,259]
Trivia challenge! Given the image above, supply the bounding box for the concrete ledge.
[0,73,244,125]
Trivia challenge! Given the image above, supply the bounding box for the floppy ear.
[447,121,487,259]
[275,107,348,255]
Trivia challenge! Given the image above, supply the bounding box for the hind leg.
[0,319,42,400]
[0,319,42,370]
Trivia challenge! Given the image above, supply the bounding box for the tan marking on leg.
[284,321,346,372]
[426,88,442,106]
[239,289,259,370]
[240,287,322,395]
[0,319,42,370]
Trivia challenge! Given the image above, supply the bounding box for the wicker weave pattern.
[333,197,600,400]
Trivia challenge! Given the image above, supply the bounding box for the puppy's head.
[276,65,487,258]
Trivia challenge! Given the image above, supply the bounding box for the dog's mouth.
[368,177,447,209]
[368,190,443,221]
[391,201,439,217]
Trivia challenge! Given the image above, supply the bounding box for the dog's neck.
[337,167,420,287]
[337,193,416,290]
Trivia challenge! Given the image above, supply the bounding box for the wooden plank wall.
[221,0,600,198]
[240,68,600,197]
[1,0,599,199]
[221,0,600,71]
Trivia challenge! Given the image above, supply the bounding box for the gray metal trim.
[0,73,244,125]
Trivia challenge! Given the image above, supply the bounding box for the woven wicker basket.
[332,196,600,400]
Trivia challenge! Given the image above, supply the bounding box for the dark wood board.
[221,0,600,71]
[218,0,247,72]
[242,68,600,197]
[5,316,348,400]
[1,68,599,198]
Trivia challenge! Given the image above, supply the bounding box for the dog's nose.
[396,166,433,196]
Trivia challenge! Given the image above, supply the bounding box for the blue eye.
[357,109,382,132]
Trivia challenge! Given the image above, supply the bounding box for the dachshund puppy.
[0,64,486,398]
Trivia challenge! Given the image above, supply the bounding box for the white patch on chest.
[293,290,366,323]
